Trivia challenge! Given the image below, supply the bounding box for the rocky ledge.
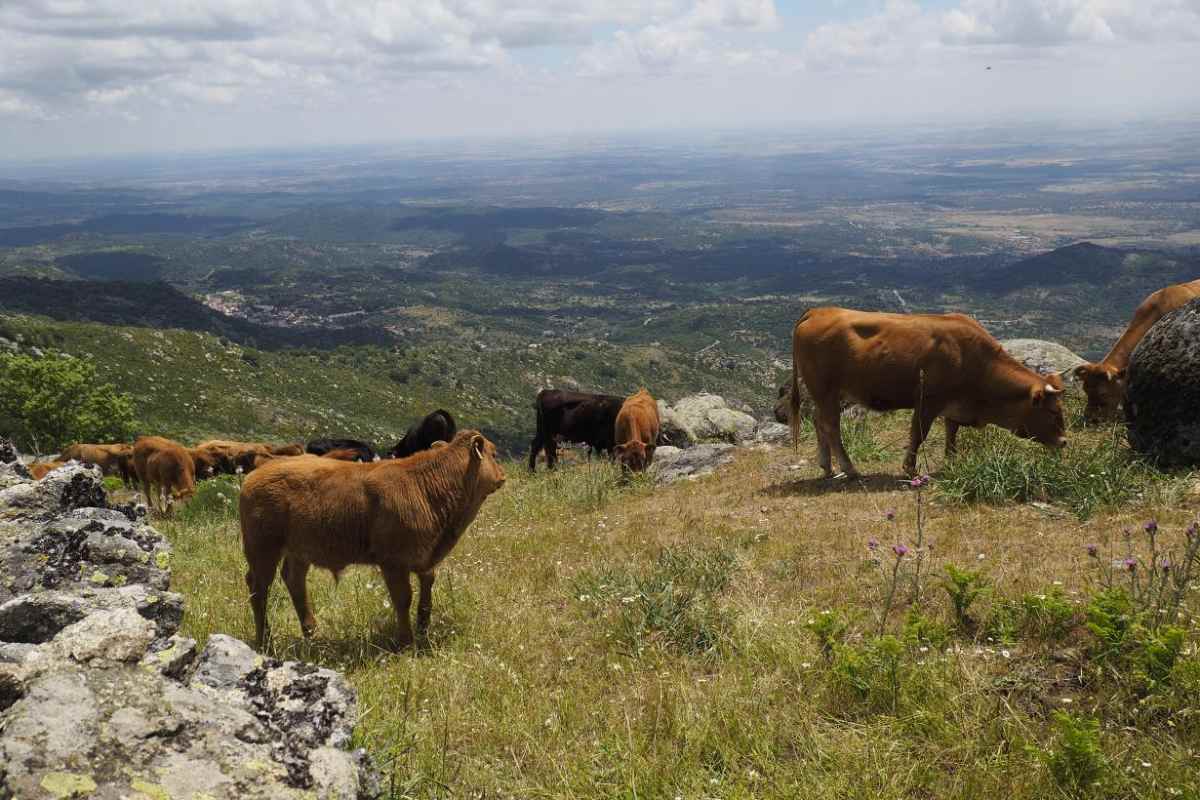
[0,440,378,799]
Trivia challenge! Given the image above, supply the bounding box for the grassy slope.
[0,313,776,454]
[159,413,1200,799]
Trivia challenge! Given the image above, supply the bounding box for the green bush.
[936,427,1165,518]
[1020,589,1077,641]
[1043,712,1106,797]
[939,564,989,632]
[0,352,135,453]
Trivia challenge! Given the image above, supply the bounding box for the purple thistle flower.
[1159,557,1171,573]
[1086,543,1099,558]
[1144,520,1158,535]
[885,508,896,522]
[893,543,909,558]
[1123,557,1137,573]
[867,538,880,551]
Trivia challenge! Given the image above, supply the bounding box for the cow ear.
[1030,385,1046,407]
[470,434,485,459]
[1110,368,1126,382]
[1072,365,1090,380]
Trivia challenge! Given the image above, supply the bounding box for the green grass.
[151,421,1200,799]
[935,425,1187,519]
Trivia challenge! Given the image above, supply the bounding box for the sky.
[1,0,1198,159]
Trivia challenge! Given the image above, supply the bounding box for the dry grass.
[157,414,1200,799]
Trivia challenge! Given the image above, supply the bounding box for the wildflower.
[867,538,880,552]
[884,508,896,521]
[1086,543,1099,558]
[1160,557,1171,573]
[1124,557,1137,573]
[1187,522,1198,540]
[1144,519,1158,534]
[893,543,909,558]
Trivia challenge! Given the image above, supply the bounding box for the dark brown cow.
[613,389,660,472]
[1073,279,1200,423]
[529,389,624,471]
[790,308,1067,478]
[239,430,506,649]
[388,410,456,459]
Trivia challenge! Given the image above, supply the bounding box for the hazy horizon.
[3,0,1199,161]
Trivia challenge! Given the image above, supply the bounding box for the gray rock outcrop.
[656,400,696,448]
[1125,299,1200,466]
[1001,339,1086,377]
[669,394,758,444]
[0,437,379,799]
[653,443,737,484]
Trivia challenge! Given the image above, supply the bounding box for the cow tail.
[789,311,811,449]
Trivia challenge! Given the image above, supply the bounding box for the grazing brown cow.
[790,308,1067,478]
[1073,278,1200,423]
[613,389,660,472]
[239,430,506,649]
[30,461,66,480]
[195,440,273,475]
[60,443,134,483]
[133,436,196,512]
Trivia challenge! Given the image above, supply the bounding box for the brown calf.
[614,388,660,472]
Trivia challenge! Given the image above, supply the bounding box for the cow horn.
[471,434,485,458]
[1044,383,1062,395]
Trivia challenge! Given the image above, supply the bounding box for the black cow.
[304,437,377,462]
[529,389,625,471]
[388,409,457,459]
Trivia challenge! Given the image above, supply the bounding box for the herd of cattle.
[29,276,1199,649]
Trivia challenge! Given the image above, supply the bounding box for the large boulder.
[653,443,737,484]
[1001,339,1086,377]
[670,394,757,444]
[656,400,696,449]
[0,446,380,799]
[1125,298,1200,466]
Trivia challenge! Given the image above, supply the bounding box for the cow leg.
[904,407,940,476]
[815,401,856,478]
[245,546,283,650]
[381,564,415,648]
[546,438,559,470]
[416,571,435,635]
[528,436,542,472]
[280,557,316,638]
[944,419,961,461]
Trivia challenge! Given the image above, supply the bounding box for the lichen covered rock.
[670,394,758,444]
[0,447,379,799]
[1000,338,1086,377]
[1126,298,1200,466]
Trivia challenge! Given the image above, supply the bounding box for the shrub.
[936,427,1164,518]
[1019,589,1077,641]
[1043,712,1106,797]
[939,564,988,632]
[0,352,135,453]
[831,635,906,713]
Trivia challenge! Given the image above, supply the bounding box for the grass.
[149,409,1200,799]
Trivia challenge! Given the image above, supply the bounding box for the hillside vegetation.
[155,411,1200,799]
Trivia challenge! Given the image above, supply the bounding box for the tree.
[0,353,135,454]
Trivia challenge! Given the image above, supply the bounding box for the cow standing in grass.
[1073,278,1200,423]
[133,435,196,513]
[614,389,660,472]
[239,430,506,649]
[790,307,1067,479]
[529,389,625,471]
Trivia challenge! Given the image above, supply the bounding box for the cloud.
[804,0,1200,70]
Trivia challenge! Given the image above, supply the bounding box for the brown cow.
[195,440,273,475]
[613,389,660,472]
[239,430,506,650]
[30,461,66,480]
[60,443,134,483]
[1073,279,1200,423]
[133,436,196,513]
[268,443,304,457]
[790,308,1067,478]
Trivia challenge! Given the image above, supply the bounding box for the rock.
[192,633,260,689]
[1126,298,1200,466]
[653,443,737,484]
[755,422,792,445]
[656,400,696,449]
[0,444,380,799]
[0,438,17,465]
[670,394,758,444]
[1001,339,1086,377]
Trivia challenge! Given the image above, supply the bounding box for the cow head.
[468,433,506,495]
[614,441,650,472]
[773,384,791,424]
[1012,377,1067,449]
[1072,362,1126,424]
